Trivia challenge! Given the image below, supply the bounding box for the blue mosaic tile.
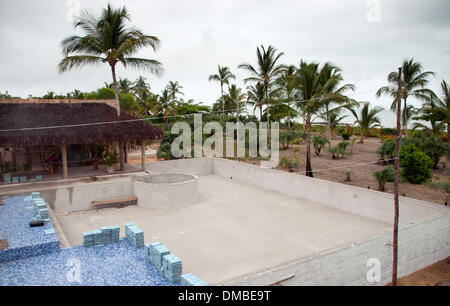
[0,195,60,263]
[0,239,180,286]
[181,273,208,286]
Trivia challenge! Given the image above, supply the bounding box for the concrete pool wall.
[1,157,448,285]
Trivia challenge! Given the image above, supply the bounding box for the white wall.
[212,158,448,225]
[145,158,213,176]
[228,212,450,286]
[52,178,134,212]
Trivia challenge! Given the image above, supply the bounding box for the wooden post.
[392,67,402,286]
[61,144,68,179]
[141,141,146,172]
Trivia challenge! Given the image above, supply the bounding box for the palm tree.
[318,63,356,141]
[155,89,177,123]
[208,65,235,116]
[413,89,447,134]
[118,78,133,94]
[350,102,384,143]
[238,45,286,127]
[224,85,246,121]
[295,60,349,177]
[430,80,450,136]
[133,75,151,106]
[376,58,434,136]
[276,65,298,130]
[166,81,184,104]
[246,82,265,120]
[59,4,162,171]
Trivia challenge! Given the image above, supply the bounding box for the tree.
[246,82,265,120]
[133,75,151,107]
[224,85,246,122]
[118,78,133,94]
[376,58,435,136]
[155,89,177,123]
[59,4,162,171]
[276,65,298,130]
[208,65,235,116]
[295,61,347,177]
[166,81,184,104]
[350,102,383,143]
[238,45,286,127]
[318,63,356,141]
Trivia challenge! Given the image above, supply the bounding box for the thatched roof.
[0,103,163,147]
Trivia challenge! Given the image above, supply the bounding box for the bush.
[380,128,397,136]
[399,144,433,184]
[341,132,351,140]
[280,157,299,172]
[403,131,450,169]
[372,165,395,191]
[377,138,396,162]
[328,142,349,159]
[280,131,305,149]
[313,136,330,156]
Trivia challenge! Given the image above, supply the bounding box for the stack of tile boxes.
[125,223,144,248]
[83,225,120,247]
[31,192,48,221]
[145,241,186,284]
[181,273,208,286]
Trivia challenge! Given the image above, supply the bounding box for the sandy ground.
[243,136,449,205]
[54,174,391,285]
[392,256,450,286]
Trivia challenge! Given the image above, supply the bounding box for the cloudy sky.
[1,0,449,127]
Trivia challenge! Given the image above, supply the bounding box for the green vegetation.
[313,136,330,156]
[399,144,433,184]
[328,142,349,159]
[372,165,395,191]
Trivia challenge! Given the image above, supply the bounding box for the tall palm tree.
[432,80,450,136]
[155,89,177,123]
[208,65,235,116]
[349,102,384,143]
[118,78,133,94]
[276,65,298,130]
[133,75,151,105]
[165,81,184,104]
[224,85,246,122]
[376,58,434,136]
[318,63,356,141]
[59,4,162,171]
[238,45,286,127]
[246,82,265,120]
[295,61,325,177]
[295,61,350,177]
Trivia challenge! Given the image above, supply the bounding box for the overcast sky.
[1,0,449,127]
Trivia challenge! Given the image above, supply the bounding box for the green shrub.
[313,136,330,156]
[280,131,305,149]
[328,142,349,159]
[341,132,351,140]
[372,165,395,191]
[380,128,397,136]
[403,131,450,169]
[399,144,433,184]
[280,157,299,172]
[377,138,396,162]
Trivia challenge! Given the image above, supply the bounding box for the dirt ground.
[391,257,450,286]
[244,136,449,205]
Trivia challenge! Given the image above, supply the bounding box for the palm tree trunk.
[287,99,291,131]
[259,105,263,121]
[403,97,408,137]
[221,83,225,116]
[305,113,313,178]
[111,64,124,171]
[326,105,331,141]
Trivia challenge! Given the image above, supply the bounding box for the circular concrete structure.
[134,173,199,208]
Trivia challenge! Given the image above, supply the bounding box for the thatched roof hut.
[0,103,163,147]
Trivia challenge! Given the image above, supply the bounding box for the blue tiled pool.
[0,195,180,286]
[0,195,59,263]
[0,239,178,286]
